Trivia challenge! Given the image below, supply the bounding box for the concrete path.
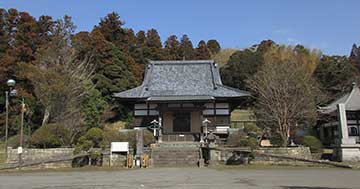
[0,167,359,189]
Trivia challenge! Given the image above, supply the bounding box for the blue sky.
[1,0,359,55]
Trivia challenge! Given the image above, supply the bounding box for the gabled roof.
[320,83,360,114]
[113,60,250,101]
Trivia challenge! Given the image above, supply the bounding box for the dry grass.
[231,109,255,121]
[103,121,127,131]
[0,142,5,163]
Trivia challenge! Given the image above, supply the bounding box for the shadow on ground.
[281,187,348,189]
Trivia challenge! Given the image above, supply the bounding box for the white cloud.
[273,29,289,35]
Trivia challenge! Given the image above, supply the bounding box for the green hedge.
[302,136,323,153]
[30,124,70,148]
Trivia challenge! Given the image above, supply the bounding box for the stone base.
[334,144,360,162]
[198,158,205,167]
[340,138,357,145]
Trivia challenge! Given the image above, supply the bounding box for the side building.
[114,60,250,142]
[319,83,360,161]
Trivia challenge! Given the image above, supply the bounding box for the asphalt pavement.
[0,167,359,189]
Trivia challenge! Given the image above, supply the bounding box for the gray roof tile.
[113,60,250,100]
[320,84,360,114]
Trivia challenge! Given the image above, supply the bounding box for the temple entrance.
[173,111,191,133]
[162,110,201,142]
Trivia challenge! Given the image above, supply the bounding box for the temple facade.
[114,60,249,142]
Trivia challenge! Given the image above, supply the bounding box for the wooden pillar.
[158,104,163,143]
[213,100,216,132]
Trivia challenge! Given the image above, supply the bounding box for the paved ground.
[0,167,359,189]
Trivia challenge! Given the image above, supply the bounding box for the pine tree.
[179,34,194,60]
[164,35,180,60]
[194,40,211,60]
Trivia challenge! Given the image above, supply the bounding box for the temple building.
[114,60,249,142]
[319,83,360,161]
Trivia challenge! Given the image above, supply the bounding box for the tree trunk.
[280,123,289,147]
[42,107,50,126]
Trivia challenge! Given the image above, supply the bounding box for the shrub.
[7,134,30,148]
[243,124,262,136]
[226,130,247,147]
[143,130,156,146]
[30,124,70,148]
[302,136,323,153]
[270,132,283,147]
[226,130,259,149]
[82,128,104,147]
[75,128,105,154]
[238,137,259,149]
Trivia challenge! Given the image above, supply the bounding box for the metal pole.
[5,91,8,159]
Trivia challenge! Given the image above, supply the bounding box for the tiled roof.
[113,60,250,100]
[320,84,360,114]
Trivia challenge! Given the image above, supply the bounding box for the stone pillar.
[337,103,354,144]
[136,129,143,156]
[334,103,360,161]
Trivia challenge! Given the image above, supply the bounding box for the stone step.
[152,151,199,154]
[151,142,200,167]
[154,142,200,148]
[153,161,198,165]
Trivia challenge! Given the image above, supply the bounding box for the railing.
[162,133,200,142]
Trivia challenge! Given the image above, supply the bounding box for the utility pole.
[18,98,25,169]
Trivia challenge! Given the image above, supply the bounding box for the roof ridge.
[149,60,214,64]
[344,85,358,105]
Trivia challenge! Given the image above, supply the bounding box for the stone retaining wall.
[6,148,74,169]
[210,147,312,165]
[256,147,312,159]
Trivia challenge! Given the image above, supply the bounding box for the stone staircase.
[151,142,200,167]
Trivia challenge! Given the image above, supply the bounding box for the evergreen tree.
[179,34,194,60]
[12,11,42,63]
[144,28,164,60]
[220,40,276,90]
[0,9,10,57]
[95,12,127,52]
[73,29,136,100]
[0,9,12,86]
[194,40,211,60]
[220,49,264,90]
[130,30,147,65]
[314,55,359,101]
[349,44,360,72]
[136,30,146,46]
[164,35,181,60]
[207,39,221,55]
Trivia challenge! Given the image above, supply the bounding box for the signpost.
[110,142,129,167]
